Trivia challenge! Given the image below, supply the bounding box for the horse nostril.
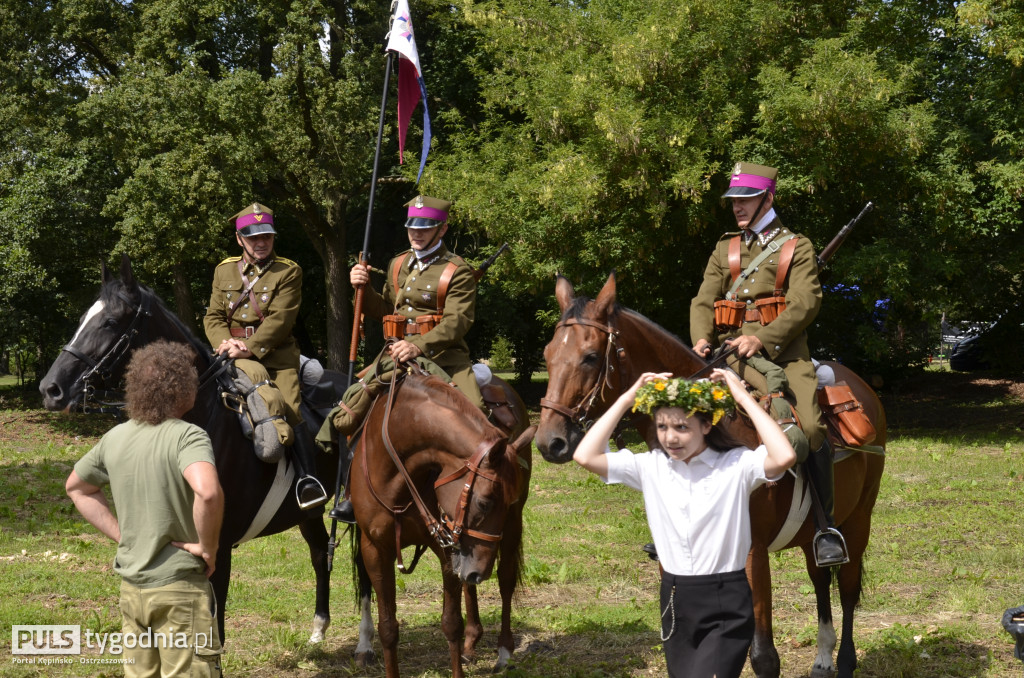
[549,438,566,458]
[43,383,63,401]
[465,572,482,586]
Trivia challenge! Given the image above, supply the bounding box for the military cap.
[404,195,451,229]
[231,202,277,237]
[722,162,778,198]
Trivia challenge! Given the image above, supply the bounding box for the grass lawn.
[1,369,1023,677]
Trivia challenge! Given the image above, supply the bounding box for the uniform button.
[244,303,249,308]
[410,277,416,282]
[775,345,781,351]
[263,286,267,291]
[406,286,411,291]
[749,278,755,283]
[260,347,266,353]
[427,284,432,289]
[242,314,247,319]
[743,289,749,294]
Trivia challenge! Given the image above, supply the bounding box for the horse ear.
[119,253,135,287]
[593,270,617,319]
[512,425,537,455]
[554,274,575,312]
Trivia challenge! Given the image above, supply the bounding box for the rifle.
[473,242,509,281]
[816,202,873,270]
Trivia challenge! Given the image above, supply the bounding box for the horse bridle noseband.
[361,366,505,571]
[539,317,626,431]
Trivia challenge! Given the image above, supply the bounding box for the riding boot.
[804,440,849,567]
[327,445,356,524]
[291,427,329,510]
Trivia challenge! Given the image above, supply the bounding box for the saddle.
[729,354,875,451]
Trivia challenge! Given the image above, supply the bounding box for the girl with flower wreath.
[573,367,796,678]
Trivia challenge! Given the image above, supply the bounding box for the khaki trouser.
[730,355,825,451]
[118,574,223,678]
[234,359,301,446]
[445,363,485,410]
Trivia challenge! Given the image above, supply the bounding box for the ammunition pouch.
[382,313,444,340]
[714,299,746,331]
[754,295,787,325]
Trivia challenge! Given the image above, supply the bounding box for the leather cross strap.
[773,237,799,295]
[390,253,459,316]
[226,259,266,326]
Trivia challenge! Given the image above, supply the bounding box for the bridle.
[59,288,228,416]
[60,290,152,415]
[361,366,506,572]
[539,316,626,431]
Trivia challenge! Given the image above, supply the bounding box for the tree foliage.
[2,0,1022,381]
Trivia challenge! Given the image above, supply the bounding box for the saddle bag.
[714,299,745,331]
[818,382,876,447]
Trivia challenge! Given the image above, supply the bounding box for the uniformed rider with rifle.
[690,163,847,567]
[330,195,483,524]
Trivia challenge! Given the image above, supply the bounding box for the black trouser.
[660,569,754,678]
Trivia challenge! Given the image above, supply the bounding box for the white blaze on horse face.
[69,300,106,348]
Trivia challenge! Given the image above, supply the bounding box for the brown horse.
[536,273,886,678]
[348,367,535,678]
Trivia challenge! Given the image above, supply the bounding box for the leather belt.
[743,309,762,323]
[230,326,256,338]
[402,322,427,336]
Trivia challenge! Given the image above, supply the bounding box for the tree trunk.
[323,202,350,373]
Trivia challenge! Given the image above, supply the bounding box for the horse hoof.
[810,664,837,678]
[309,614,330,643]
[490,647,513,673]
[355,650,376,667]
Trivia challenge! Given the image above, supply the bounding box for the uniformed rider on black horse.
[204,202,329,511]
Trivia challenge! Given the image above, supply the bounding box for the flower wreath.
[632,377,736,425]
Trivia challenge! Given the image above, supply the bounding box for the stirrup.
[296,475,328,510]
[813,527,850,567]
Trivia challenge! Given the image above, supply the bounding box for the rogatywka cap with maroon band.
[404,195,451,229]
[721,162,778,198]
[231,202,277,237]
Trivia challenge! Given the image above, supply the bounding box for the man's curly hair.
[124,340,199,425]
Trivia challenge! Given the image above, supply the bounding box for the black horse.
[39,255,343,644]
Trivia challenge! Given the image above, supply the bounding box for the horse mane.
[102,277,214,367]
[405,371,522,504]
[560,294,703,362]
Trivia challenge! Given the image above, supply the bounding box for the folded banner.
[386,0,432,183]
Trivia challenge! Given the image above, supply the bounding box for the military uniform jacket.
[690,218,821,364]
[361,244,476,371]
[204,256,302,372]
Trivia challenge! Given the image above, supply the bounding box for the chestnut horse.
[348,367,535,678]
[536,273,885,678]
[39,256,342,645]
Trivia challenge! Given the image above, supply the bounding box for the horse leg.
[492,504,524,671]
[440,565,467,678]
[353,543,378,667]
[462,584,482,662]
[209,549,232,643]
[298,516,331,643]
[362,536,400,678]
[834,510,874,678]
[747,545,780,678]
[802,545,838,678]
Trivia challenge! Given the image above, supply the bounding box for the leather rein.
[359,365,505,573]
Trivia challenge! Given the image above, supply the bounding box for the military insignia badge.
[421,293,431,301]
[414,196,425,208]
[261,294,269,303]
[732,162,743,177]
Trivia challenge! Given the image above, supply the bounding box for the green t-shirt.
[74,418,216,587]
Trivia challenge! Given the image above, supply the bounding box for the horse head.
[359,372,531,585]
[39,254,187,413]
[537,272,624,463]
